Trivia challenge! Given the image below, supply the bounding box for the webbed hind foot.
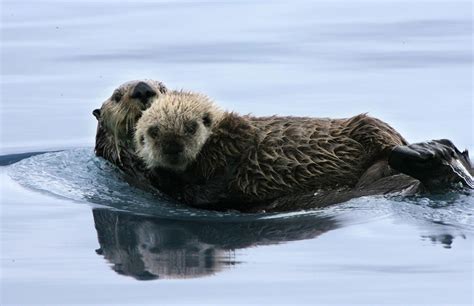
[388,139,473,191]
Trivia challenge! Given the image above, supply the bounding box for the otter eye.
[139,135,145,145]
[203,113,212,127]
[184,121,198,135]
[112,90,123,102]
[147,126,160,138]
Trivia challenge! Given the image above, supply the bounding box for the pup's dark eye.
[203,113,212,127]
[112,90,123,102]
[147,126,160,138]
[139,135,145,145]
[184,121,198,135]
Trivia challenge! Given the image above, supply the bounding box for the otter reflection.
[92,209,338,280]
[421,233,466,249]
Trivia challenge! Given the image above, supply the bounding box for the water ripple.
[6,149,474,229]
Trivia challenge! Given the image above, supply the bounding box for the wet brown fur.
[191,113,407,202]
[95,85,473,213]
[136,92,407,204]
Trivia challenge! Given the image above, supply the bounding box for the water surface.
[1,0,473,305]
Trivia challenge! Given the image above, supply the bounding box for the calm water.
[1,0,473,305]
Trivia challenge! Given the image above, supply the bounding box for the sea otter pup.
[134,91,409,205]
[93,80,168,169]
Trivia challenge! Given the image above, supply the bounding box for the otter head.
[93,80,168,165]
[134,91,224,172]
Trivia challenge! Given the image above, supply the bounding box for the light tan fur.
[135,91,407,202]
[135,91,225,171]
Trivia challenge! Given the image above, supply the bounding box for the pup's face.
[93,80,167,162]
[135,92,222,172]
[137,110,214,172]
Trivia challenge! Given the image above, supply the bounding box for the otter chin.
[147,138,189,172]
[134,91,224,172]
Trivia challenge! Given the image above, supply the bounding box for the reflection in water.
[92,209,339,280]
[7,149,472,281]
[421,233,466,249]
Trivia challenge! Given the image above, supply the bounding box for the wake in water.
[4,148,473,280]
[7,148,238,220]
[5,148,473,229]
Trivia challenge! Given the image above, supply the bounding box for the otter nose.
[163,141,184,155]
[130,82,156,104]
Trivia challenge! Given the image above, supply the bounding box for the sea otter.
[93,79,167,170]
[93,80,172,193]
[134,91,412,205]
[95,83,473,212]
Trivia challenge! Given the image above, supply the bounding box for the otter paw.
[389,139,473,190]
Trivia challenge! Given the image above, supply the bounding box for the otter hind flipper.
[389,140,474,190]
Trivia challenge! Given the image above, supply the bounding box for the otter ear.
[158,83,168,94]
[203,113,212,127]
[462,150,471,163]
[93,109,101,120]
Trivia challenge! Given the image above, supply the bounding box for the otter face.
[97,80,168,142]
[93,80,168,164]
[140,116,211,171]
[135,91,224,172]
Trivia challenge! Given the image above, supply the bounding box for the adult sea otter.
[93,80,473,212]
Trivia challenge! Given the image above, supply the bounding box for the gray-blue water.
[1,0,473,305]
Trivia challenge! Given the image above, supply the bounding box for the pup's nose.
[163,141,184,155]
[130,82,156,104]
